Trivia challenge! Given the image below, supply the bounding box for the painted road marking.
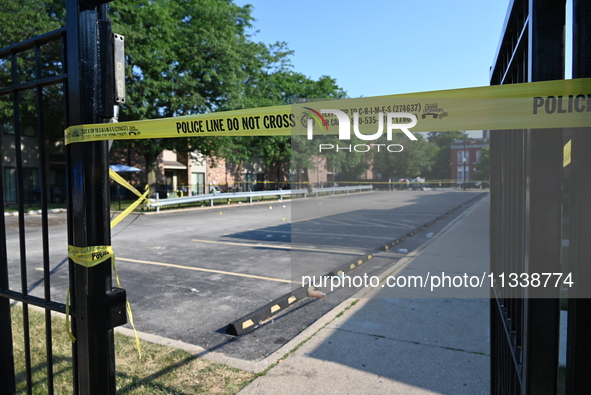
[257,229,392,240]
[191,238,365,255]
[117,257,294,284]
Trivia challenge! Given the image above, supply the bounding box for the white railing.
[146,185,373,211]
[310,185,373,197]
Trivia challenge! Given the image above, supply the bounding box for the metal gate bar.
[565,0,591,393]
[65,1,121,393]
[0,25,68,395]
[1,1,121,393]
[490,0,566,393]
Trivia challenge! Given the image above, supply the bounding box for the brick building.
[450,137,489,186]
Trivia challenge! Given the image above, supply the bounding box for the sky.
[234,0,573,100]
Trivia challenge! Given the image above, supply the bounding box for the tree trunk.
[144,151,161,198]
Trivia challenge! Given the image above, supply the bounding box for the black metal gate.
[0,1,124,394]
[489,0,591,393]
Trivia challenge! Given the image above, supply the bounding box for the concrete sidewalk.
[239,195,490,395]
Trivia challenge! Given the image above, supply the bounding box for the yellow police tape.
[109,169,149,228]
[564,140,572,167]
[66,245,142,358]
[64,78,591,145]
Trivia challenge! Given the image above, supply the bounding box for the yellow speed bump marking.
[242,319,254,329]
[117,257,294,284]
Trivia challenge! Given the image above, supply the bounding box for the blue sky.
[234,0,573,100]
[234,0,512,99]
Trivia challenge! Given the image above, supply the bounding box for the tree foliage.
[372,133,436,180]
[0,0,348,191]
[425,131,467,180]
[474,145,490,180]
[220,75,347,184]
[0,0,66,140]
[106,0,346,188]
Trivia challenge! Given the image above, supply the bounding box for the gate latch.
[106,287,127,329]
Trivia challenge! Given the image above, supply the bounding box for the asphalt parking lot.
[5,190,486,361]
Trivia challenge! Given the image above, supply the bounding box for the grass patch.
[11,305,254,394]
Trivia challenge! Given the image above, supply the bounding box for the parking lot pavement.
[5,190,486,362]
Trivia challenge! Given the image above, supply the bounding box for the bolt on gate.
[0,1,126,394]
[489,0,591,394]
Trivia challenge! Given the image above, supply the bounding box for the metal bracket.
[106,287,127,329]
[113,33,125,104]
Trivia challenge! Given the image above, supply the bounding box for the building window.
[4,168,17,202]
[458,166,469,183]
[191,172,205,195]
[457,150,469,164]
[3,167,39,203]
[476,150,482,163]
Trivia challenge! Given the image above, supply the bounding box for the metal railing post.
[66,1,119,393]
[566,0,591,393]
[0,180,15,395]
[521,2,565,393]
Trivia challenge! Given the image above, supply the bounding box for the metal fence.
[0,24,69,395]
[489,0,591,393]
[1,1,124,394]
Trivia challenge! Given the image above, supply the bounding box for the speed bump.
[225,286,308,336]
[379,237,406,251]
[326,252,374,278]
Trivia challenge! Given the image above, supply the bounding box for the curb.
[389,192,486,245]
[224,192,488,337]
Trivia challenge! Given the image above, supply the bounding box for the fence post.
[566,0,591,393]
[66,1,119,393]
[0,189,15,395]
[521,1,565,393]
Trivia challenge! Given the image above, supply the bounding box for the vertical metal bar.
[35,41,55,395]
[489,127,499,394]
[522,131,563,394]
[522,2,565,393]
[61,24,80,393]
[0,118,16,395]
[12,48,33,395]
[565,0,591,393]
[66,1,116,393]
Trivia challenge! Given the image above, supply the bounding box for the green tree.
[425,131,467,180]
[372,133,436,181]
[0,0,69,202]
[219,74,347,187]
[106,0,275,189]
[0,0,347,192]
[474,145,490,180]
[107,0,347,190]
[0,0,66,141]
